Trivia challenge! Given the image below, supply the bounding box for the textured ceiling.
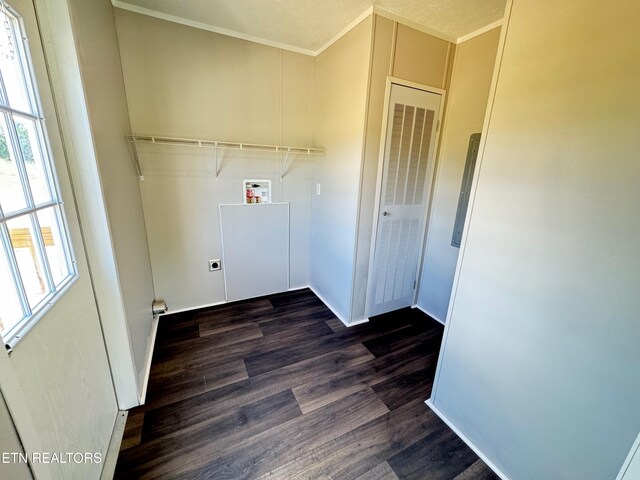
[112,0,506,53]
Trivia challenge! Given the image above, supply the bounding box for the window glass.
[0,3,75,346]
[37,207,70,286]
[0,241,23,336]
[0,114,27,213]
[6,215,49,308]
[0,22,34,114]
[15,115,51,205]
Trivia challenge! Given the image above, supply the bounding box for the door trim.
[388,76,446,96]
[33,0,139,408]
[364,77,446,318]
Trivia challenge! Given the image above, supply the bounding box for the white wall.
[67,0,154,404]
[310,17,372,322]
[417,27,501,323]
[114,10,314,312]
[431,1,640,479]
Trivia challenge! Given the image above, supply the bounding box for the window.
[0,4,75,346]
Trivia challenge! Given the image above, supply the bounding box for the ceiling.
[111,0,506,55]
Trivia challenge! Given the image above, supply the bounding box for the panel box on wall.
[244,180,271,204]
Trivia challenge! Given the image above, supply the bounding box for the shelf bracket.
[130,140,144,181]
[280,148,292,182]
[214,147,220,181]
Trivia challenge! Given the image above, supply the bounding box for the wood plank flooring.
[115,289,498,479]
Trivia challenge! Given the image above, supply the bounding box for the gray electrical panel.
[451,133,481,248]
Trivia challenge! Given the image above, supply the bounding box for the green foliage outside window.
[0,124,34,162]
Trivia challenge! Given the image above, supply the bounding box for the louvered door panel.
[368,84,441,317]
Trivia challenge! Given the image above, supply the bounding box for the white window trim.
[0,3,77,350]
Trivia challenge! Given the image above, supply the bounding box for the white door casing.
[367,83,441,317]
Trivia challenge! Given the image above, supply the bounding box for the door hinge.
[436,119,440,133]
[413,280,417,289]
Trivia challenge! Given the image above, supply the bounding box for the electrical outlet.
[316,183,321,195]
[209,259,221,271]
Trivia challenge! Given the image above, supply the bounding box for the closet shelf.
[127,134,324,154]
[127,134,325,181]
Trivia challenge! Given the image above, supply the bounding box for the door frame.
[364,76,446,318]
[32,0,140,408]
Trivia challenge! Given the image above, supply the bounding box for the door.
[368,83,441,317]
[0,389,31,479]
[0,1,117,478]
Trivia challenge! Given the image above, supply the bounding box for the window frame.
[0,3,77,349]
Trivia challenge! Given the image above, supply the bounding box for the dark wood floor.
[115,289,498,480]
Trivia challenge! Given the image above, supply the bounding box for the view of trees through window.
[0,5,74,344]
[0,122,34,162]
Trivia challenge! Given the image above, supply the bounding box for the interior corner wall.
[114,9,315,312]
[67,0,155,404]
[431,1,640,478]
[417,27,501,322]
[351,16,455,322]
[350,15,394,322]
[310,17,373,323]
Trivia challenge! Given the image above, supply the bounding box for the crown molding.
[456,19,503,44]
[372,6,458,44]
[314,6,374,55]
[111,1,503,56]
[111,0,318,56]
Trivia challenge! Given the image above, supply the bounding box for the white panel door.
[0,390,31,479]
[0,1,117,478]
[368,84,441,317]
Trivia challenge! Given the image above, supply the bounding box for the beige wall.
[113,10,459,324]
[392,24,451,89]
[431,1,640,478]
[114,10,315,311]
[68,0,155,404]
[352,15,455,321]
[418,27,501,322]
[310,17,373,321]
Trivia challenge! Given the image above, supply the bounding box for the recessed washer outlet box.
[209,259,222,271]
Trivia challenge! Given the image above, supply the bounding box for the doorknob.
[382,211,389,216]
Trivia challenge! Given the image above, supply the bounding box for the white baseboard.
[160,300,226,316]
[348,317,370,326]
[157,287,311,318]
[100,410,127,480]
[412,304,446,326]
[288,285,310,292]
[138,315,159,404]
[309,285,368,327]
[426,399,510,480]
